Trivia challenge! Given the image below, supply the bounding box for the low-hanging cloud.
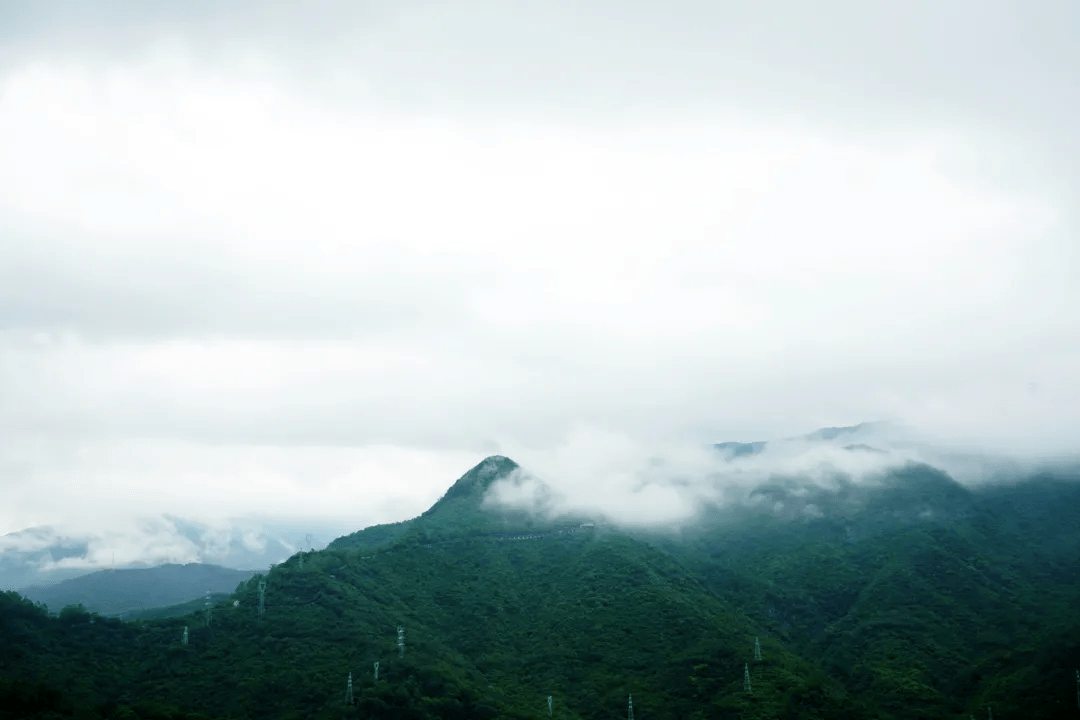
[0,512,359,590]
[485,423,1079,527]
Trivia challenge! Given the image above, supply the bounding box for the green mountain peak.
[435,455,521,503]
[328,455,525,552]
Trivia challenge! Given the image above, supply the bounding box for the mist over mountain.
[3,0,1079,715]
[0,516,350,591]
[3,440,1079,719]
[483,422,1077,529]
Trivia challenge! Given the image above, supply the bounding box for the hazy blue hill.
[1,517,345,591]
[18,563,256,616]
[712,423,886,459]
[802,424,874,442]
[713,440,768,457]
[0,527,95,590]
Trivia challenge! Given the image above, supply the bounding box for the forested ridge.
[2,456,1079,719]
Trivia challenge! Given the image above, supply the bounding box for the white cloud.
[0,3,1077,542]
[0,434,479,535]
[486,423,1078,526]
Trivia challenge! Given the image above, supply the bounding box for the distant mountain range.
[17,563,257,616]
[713,421,895,456]
[0,516,351,591]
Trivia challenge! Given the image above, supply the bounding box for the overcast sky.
[1,1,1078,538]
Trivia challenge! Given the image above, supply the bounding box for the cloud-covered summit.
[485,423,1077,527]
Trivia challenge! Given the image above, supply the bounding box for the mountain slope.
[1,526,853,720]
[325,456,526,552]
[2,450,1080,719]
[0,456,858,720]
[651,461,1080,718]
[330,455,587,552]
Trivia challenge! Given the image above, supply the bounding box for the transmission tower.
[258,580,266,620]
[374,661,379,681]
[397,626,405,657]
[548,695,552,717]
[754,637,761,661]
[182,626,188,646]
[744,663,752,694]
[345,672,354,705]
[627,694,633,720]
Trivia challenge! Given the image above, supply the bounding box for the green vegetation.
[2,457,1079,719]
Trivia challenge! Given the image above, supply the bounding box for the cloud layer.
[487,423,1077,527]
[0,513,353,590]
[0,2,1077,539]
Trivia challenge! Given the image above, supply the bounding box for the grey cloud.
[5,2,1079,127]
[0,1,393,68]
[0,231,479,340]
